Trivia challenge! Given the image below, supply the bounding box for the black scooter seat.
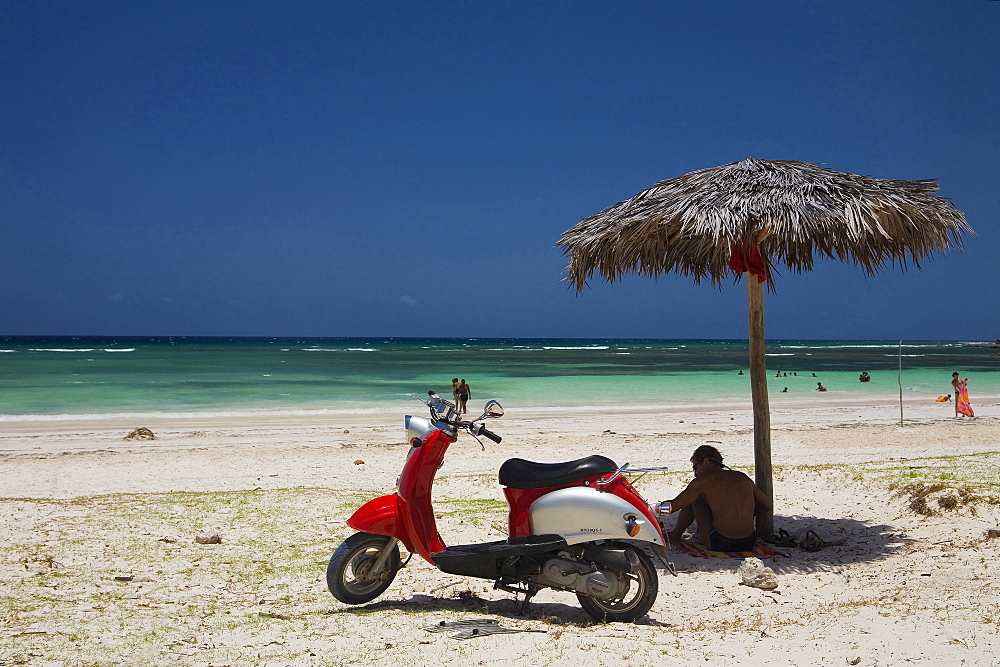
[498,455,619,489]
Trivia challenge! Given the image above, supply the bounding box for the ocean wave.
[0,406,398,422]
[779,344,943,350]
[765,353,796,356]
[25,347,134,353]
[503,345,640,351]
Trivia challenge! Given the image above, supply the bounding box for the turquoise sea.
[0,336,997,421]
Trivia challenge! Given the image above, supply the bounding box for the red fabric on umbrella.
[728,241,768,283]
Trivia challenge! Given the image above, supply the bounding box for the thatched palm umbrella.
[557,158,972,538]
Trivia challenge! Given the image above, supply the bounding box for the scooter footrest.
[431,534,567,580]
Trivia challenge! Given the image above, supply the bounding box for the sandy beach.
[2,395,998,666]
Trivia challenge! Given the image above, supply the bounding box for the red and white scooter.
[326,391,672,622]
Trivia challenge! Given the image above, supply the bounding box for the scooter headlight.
[404,415,436,442]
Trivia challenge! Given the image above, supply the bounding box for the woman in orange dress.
[951,372,974,418]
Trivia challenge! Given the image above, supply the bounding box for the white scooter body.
[529,486,666,546]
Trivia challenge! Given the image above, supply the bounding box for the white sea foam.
[542,346,610,350]
[104,348,135,353]
[0,405,397,422]
[779,343,941,350]
[29,348,96,353]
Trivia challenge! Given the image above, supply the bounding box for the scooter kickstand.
[517,588,537,616]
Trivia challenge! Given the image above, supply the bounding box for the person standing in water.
[458,379,471,414]
[952,372,974,418]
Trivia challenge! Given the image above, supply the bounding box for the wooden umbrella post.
[747,278,774,540]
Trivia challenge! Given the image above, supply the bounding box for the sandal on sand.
[772,529,798,547]
[799,529,825,552]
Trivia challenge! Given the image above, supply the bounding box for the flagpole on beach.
[898,340,904,426]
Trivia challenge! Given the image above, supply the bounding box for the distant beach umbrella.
[557,158,973,538]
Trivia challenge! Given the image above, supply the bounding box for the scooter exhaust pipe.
[583,546,638,573]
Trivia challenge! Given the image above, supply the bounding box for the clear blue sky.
[2,1,997,340]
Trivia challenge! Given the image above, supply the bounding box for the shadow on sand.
[324,590,657,627]
[668,514,911,575]
[324,514,909,625]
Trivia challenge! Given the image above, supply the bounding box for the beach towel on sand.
[675,541,784,559]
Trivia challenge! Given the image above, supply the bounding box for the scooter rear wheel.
[327,532,401,604]
[577,542,658,623]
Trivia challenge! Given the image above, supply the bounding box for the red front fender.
[345,493,414,553]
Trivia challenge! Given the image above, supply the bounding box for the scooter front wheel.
[577,542,658,623]
[327,532,401,604]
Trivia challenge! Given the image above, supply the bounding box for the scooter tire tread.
[576,542,658,623]
[327,532,401,605]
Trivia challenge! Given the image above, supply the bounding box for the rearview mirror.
[482,400,504,419]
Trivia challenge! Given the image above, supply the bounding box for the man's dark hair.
[692,444,725,468]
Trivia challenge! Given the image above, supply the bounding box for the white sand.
[1,396,998,666]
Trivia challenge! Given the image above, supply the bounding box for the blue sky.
[2,1,997,340]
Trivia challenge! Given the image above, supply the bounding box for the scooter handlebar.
[476,425,502,443]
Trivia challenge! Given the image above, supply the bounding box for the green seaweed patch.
[898,482,983,516]
[849,452,1000,514]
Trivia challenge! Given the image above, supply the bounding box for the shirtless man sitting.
[658,445,772,552]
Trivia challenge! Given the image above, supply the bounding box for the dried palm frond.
[558,158,973,291]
